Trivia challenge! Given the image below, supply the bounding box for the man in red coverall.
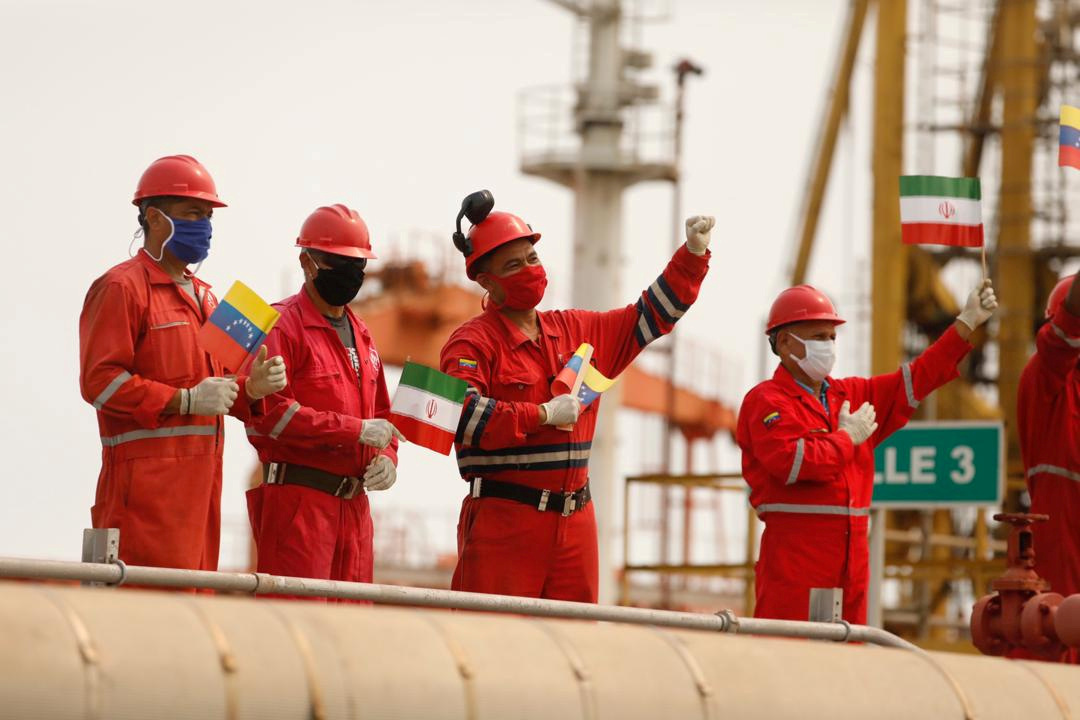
[1019,273,1080,625]
[80,154,287,571]
[245,204,403,589]
[440,190,714,602]
[738,280,998,624]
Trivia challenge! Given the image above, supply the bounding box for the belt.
[469,477,591,517]
[264,462,363,500]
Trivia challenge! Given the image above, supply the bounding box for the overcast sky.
[0,0,888,567]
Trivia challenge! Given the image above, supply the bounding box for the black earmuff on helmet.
[452,189,495,257]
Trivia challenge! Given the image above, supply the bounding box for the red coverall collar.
[771,363,846,421]
[485,303,561,347]
[135,248,212,290]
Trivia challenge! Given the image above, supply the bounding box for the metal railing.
[0,556,918,651]
[621,472,758,613]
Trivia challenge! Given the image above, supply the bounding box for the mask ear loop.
[141,208,174,263]
[128,226,144,258]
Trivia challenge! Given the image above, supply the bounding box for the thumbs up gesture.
[246,345,288,400]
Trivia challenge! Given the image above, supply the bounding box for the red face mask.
[485,264,548,311]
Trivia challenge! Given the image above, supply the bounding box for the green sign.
[872,421,1003,507]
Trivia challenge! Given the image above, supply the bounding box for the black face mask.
[313,262,366,306]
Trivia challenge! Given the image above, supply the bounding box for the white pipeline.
[0,556,917,650]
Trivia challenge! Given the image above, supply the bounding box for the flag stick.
[980,243,988,281]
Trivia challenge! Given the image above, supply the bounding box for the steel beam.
[792,0,871,285]
[871,0,908,375]
[997,0,1039,476]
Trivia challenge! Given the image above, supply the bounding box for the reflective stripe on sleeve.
[462,397,492,446]
[647,276,687,324]
[755,503,870,517]
[92,370,133,410]
[786,438,805,485]
[101,425,216,447]
[269,402,300,440]
[901,362,919,409]
[1051,322,1080,348]
[1026,464,1080,483]
[633,298,661,348]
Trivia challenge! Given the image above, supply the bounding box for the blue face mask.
[148,209,213,265]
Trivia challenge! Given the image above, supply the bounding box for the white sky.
[0,0,877,566]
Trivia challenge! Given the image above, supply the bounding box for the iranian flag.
[389,362,467,455]
[900,175,984,247]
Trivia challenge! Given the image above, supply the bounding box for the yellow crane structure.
[793,0,1080,645]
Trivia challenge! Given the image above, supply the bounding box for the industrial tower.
[519,0,677,602]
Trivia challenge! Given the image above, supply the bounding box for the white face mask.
[789,334,836,383]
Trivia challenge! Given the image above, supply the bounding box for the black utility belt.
[264,462,363,500]
[469,477,591,517]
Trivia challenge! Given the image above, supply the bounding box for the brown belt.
[263,462,363,500]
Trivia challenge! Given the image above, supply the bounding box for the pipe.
[0,556,918,650]
[2,582,1079,720]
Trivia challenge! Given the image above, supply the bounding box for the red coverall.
[79,251,255,571]
[441,245,710,602]
[737,326,973,623]
[1019,304,1080,604]
[245,287,397,587]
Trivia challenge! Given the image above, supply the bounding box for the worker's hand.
[838,400,878,446]
[540,394,582,426]
[684,215,716,256]
[956,279,999,331]
[245,345,287,400]
[363,455,397,492]
[359,419,406,449]
[185,377,239,416]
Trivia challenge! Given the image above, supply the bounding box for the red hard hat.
[296,204,376,260]
[465,211,541,279]
[1047,274,1076,318]
[766,284,846,333]
[132,154,226,207]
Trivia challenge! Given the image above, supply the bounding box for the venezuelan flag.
[551,343,616,407]
[197,281,280,372]
[1060,105,1080,169]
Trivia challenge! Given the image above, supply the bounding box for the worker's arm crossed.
[749,396,855,485]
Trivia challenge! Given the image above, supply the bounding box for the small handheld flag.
[197,281,280,372]
[390,362,468,455]
[551,343,616,408]
[899,176,984,248]
[1059,105,1080,169]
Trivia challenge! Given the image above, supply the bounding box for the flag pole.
[980,243,988,281]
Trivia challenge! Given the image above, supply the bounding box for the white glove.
[363,455,397,491]
[359,419,405,449]
[540,394,582,426]
[838,400,878,446]
[184,377,239,416]
[685,215,716,256]
[956,279,999,331]
[245,345,288,400]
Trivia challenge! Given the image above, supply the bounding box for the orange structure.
[352,261,736,440]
